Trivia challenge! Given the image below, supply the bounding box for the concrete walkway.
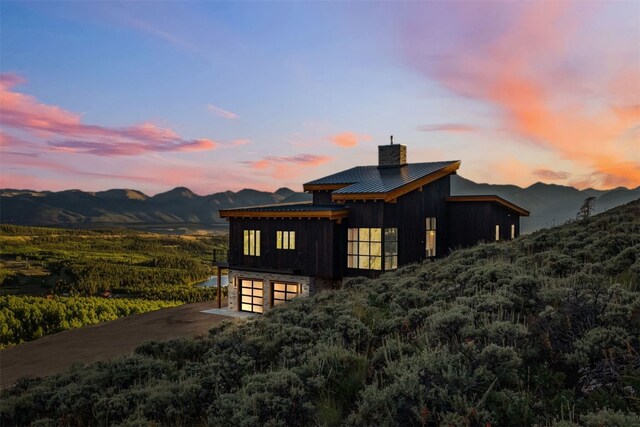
[200,308,256,318]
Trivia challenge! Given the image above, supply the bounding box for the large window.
[347,228,382,270]
[495,225,500,241]
[384,228,398,270]
[426,217,436,257]
[240,279,263,313]
[243,230,260,256]
[272,282,300,306]
[276,231,295,250]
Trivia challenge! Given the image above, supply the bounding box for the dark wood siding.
[446,201,520,250]
[228,218,344,278]
[312,191,334,205]
[384,175,451,263]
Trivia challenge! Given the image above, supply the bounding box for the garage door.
[272,282,301,306]
[239,279,264,313]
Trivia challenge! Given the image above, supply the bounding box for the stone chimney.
[378,138,407,167]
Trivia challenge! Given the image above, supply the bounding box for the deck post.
[217,266,222,308]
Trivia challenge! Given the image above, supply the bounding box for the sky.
[1,1,638,195]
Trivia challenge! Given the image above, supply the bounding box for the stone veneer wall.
[378,144,407,167]
[227,270,313,312]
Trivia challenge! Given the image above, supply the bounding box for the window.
[384,228,398,270]
[510,224,515,240]
[272,282,300,306]
[276,231,295,250]
[495,225,500,241]
[243,230,260,256]
[347,228,382,270]
[240,279,263,313]
[426,217,436,257]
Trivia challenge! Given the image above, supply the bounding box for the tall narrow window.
[243,230,260,256]
[510,224,515,240]
[347,228,382,270]
[276,231,295,250]
[495,225,500,241]
[384,228,398,270]
[426,217,436,257]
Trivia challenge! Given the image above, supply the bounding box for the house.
[219,143,529,313]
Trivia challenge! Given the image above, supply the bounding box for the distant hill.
[450,176,640,232]
[1,178,638,232]
[0,187,309,227]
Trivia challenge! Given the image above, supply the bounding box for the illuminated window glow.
[276,230,296,250]
[240,279,263,313]
[243,230,260,256]
[495,225,500,241]
[347,228,382,270]
[511,224,515,239]
[272,282,301,306]
[384,228,398,270]
[426,217,436,257]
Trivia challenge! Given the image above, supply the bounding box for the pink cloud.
[328,132,372,148]
[399,2,640,188]
[207,104,238,120]
[231,138,251,146]
[532,169,570,180]
[0,73,218,156]
[241,153,331,169]
[418,124,478,133]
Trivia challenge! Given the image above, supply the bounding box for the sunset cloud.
[418,124,478,133]
[328,132,372,148]
[400,2,640,188]
[239,153,331,181]
[241,153,331,169]
[0,73,218,156]
[207,104,238,120]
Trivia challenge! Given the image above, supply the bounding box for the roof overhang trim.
[219,209,350,220]
[303,183,351,192]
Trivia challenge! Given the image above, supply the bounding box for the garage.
[239,279,264,313]
[272,282,301,306]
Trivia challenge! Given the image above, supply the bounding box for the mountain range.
[1,176,638,233]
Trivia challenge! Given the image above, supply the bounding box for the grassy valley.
[0,225,227,348]
[2,201,638,425]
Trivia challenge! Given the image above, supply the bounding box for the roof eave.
[219,209,350,220]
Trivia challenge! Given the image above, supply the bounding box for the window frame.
[426,217,436,257]
[384,227,398,271]
[347,227,382,271]
[276,230,296,250]
[243,229,261,256]
[271,281,301,306]
[239,278,264,313]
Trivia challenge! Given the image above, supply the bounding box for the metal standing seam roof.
[304,161,460,194]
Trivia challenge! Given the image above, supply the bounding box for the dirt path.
[0,300,230,389]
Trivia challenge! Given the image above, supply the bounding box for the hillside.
[2,179,638,233]
[2,200,639,426]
